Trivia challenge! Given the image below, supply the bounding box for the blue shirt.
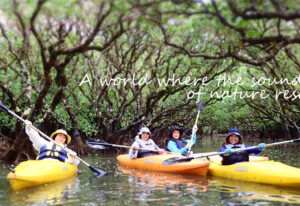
[167,134,197,154]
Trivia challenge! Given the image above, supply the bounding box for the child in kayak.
[25,120,80,165]
[220,128,265,165]
[165,126,196,155]
[129,127,165,159]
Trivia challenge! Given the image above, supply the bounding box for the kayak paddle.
[163,138,300,165]
[0,101,106,177]
[86,138,175,154]
[187,101,205,156]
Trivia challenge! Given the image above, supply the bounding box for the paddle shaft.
[187,102,203,154]
[163,137,300,165]
[100,142,160,152]
[188,137,300,160]
[0,102,105,175]
[87,140,174,154]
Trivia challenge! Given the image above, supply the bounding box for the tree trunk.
[282,123,291,139]
[4,128,28,164]
[64,97,87,156]
[72,129,87,156]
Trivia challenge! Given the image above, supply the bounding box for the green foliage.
[77,107,99,137]
[54,103,72,130]
[0,112,16,129]
[246,30,262,38]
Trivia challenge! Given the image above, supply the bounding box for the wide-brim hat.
[50,129,71,144]
[169,126,183,138]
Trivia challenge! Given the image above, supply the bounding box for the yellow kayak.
[7,160,78,190]
[208,156,300,187]
[117,154,210,176]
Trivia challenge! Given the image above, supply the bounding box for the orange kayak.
[117,154,210,176]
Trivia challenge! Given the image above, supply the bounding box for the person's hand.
[68,150,77,157]
[24,120,32,130]
[225,149,232,155]
[258,143,265,151]
[158,149,165,155]
[131,146,138,152]
[192,125,198,134]
[185,141,193,149]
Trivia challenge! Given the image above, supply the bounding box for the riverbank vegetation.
[1,0,299,163]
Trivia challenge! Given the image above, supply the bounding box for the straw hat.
[50,129,71,144]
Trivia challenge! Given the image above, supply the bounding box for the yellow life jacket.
[37,144,68,162]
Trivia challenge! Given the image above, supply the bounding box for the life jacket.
[166,138,187,151]
[221,144,249,165]
[37,144,68,162]
[134,138,159,158]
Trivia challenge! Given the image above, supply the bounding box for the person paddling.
[220,128,265,165]
[165,126,196,155]
[25,120,79,165]
[129,127,165,159]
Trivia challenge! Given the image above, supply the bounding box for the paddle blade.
[86,138,110,149]
[89,166,106,177]
[0,101,8,112]
[162,157,193,165]
[197,101,205,112]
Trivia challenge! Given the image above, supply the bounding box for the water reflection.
[7,176,80,206]
[209,176,300,205]
[118,166,208,203]
[119,166,208,192]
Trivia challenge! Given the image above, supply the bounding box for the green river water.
[1,136,300,206]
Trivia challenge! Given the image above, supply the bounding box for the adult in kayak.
[165,126,196,155]
[24,120,80,165]
[220,128,265,165]
[129,127,165,159]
